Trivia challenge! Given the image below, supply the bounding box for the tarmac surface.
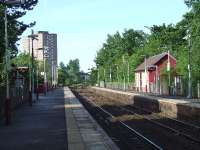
[0,88,119,150]
[0,89,67,150]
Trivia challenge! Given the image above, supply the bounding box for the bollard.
[4,98,11,125]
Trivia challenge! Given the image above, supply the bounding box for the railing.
[0,82,29,120]
[98,82,200,100]
[100,82,135,91]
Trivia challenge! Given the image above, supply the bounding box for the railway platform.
[0,87,119,150]
[64,87,119,150]
[0,88,67,150]
[91,87,200,120]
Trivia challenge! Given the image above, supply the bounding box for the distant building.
[22,31,58,86]
[135,52,182,95]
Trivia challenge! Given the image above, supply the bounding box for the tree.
[58,62,68,86]
[12,52,31,67]
[93,0,200,97]
[67,59,81,84]
[58,59,82,86]
[0,1,38,86]
[88,67,98,85]
[0,0,38,61]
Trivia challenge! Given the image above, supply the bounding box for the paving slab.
[64,87,119,150]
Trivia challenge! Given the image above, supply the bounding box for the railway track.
[122,106,200,144]
[73,89,200,150]
[127,105,200,130]
[75,92,163,150]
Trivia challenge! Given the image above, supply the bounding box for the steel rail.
[88,99,163,150]
[130,105,200,130]
[121,106,200,144]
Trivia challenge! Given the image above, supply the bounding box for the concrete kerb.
[64,87,86,150]
[63,87,119,150]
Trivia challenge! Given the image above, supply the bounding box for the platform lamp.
[1,0,25,125]
[28,30,38,105]
[114,64,119,83]
[97,66,100,87]
[37,46,49,95]
[184,0,194,98]
[43,46,49,95]
[34,51,39,101]
[122,55,126,91]
[141,54,148,93]
[186,28,192,99]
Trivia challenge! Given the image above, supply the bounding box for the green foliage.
[11,52,44,84]
[58,62,68,86]
[93,1,200,93]
[0,1,38,85]
[0,1,38,62]
[67,59,81,84]
[11,52,31,67]
[88,67,98,85]
[58,59,82,86]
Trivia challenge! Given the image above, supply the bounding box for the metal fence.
[0,85,6,119]
[0,80,29,120]
[104,82,135,91]
[99,81,200,99]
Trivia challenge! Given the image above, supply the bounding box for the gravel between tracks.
[73,88,200,150]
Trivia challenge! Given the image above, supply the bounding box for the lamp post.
[114,64,119,89]
[2,0,25,125]
[122,55,126,91]
[187,28,192,99]
[51,52,54,89]
[104,68,106,87]
[141,54,148,93]
[155,65,158,94]
[97,67,100,86]
[183,27,192,98]
[50,49,56,89]
[145,56,148,92]
[36,61,39,100]
[184,0,196,98]
[127,61,130,84]
[37,47,48,95]
[43,46,48,94]
[114,64,119,83]
[117,65,119,89]
[109,67,112,82]
[35,51,39,101]
[28,30,38,105]
[165,50,171,95]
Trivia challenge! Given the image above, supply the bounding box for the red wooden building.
[135,52,182,95]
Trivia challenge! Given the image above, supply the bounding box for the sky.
[19,0,188,72]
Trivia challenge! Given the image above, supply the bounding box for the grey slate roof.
[135,52,175,71]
